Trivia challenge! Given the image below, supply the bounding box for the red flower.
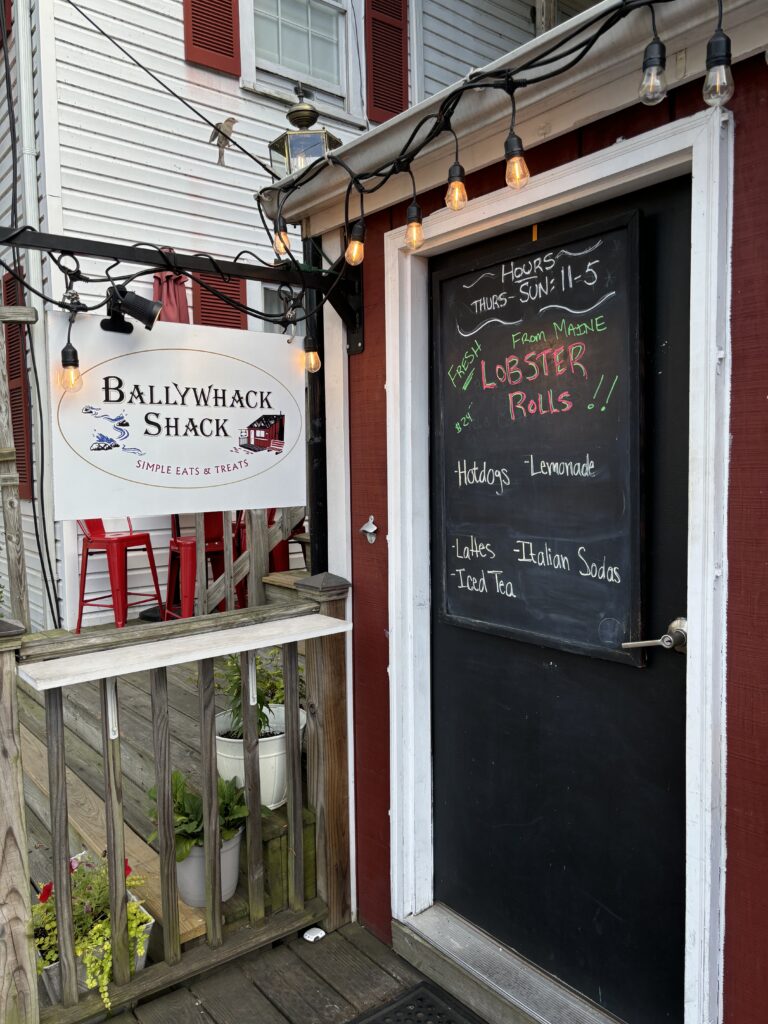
[38,882,54,904]
[124,859,132,878]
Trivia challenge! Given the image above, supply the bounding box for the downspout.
[15,0,57,628]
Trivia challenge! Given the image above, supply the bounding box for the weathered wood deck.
[114,924,423,1024]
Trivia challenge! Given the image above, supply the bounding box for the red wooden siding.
[349,58,768,1004]
[714,58,768,1024]
[365,0,408,123]
[349,208,393,941]
[3,271,32,500]
[183,0,241,77]
[191,274,247,330]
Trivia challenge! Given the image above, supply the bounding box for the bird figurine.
[209,116,237,166]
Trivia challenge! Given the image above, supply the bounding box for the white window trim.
[239,0,366,121]
[384,107,732,1024]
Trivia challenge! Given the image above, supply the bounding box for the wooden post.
[246,510,269,607]
[0,305,35,631]
[240,651,265,923]
[198,657,222,947]
[0,638,39,1024]
[149,667,181,964]
[294,572,351,931]
[99,678,130,985]
[221,512,235,611]
[535,0,558,35]
[282,641,304,911]
[45,689,78,1006]
[194,514,208,617]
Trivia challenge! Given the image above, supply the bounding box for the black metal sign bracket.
[0,226,365,350]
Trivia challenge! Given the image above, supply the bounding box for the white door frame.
[385,107,732,1024]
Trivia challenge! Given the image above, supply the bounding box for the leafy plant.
[32,856,151,1010]
[148,770,248,863]
[216,653,271,740]
[214,648,305,741]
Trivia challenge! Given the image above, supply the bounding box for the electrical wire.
[0,0,684,336]
[0,1,61,626]
[259,0,682,239]
[59,0,279,181]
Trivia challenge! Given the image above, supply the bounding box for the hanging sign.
[48,313,306,519]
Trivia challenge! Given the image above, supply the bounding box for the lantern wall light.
[268,85,342,179]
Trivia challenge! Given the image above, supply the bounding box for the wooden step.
[20,726,209,944]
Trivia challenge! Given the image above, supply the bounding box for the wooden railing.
[196,507,305,614]
[0,574,351,1024]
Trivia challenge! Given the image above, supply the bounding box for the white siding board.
[0,0,58,632]
[424,0,533,39]
[420,0,534,96]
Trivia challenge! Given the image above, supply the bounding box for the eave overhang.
[261,0,766,236]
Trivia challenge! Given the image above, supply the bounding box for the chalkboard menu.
[433,214,642,662]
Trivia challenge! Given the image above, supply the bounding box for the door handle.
[622,617,687,652]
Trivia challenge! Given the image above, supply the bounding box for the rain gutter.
[261,0,766,235]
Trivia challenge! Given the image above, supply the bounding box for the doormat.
[351,981,489,1024]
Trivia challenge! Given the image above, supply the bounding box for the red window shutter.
[183,0,241,76]
[3,272,32,500]
[365,0,408,123]
[192,274,247,330]
[4,0,12,36]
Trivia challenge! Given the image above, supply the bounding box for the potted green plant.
[33,855,153,1009]
[214,649,307,809]
[148,770,247,907]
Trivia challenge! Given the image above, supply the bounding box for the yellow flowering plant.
[32,856,152,1009]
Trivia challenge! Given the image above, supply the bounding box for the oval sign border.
[56,347,304,490]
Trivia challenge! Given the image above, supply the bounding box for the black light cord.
[0,0,685,339]
[0,1,61,626]
[59,0,279,181]
[259,0,681,230]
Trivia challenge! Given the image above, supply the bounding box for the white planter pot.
[41,897,153,1004]
[175,828,243,908]
[215,704,307,810]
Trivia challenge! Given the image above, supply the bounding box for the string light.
[703,1,733,107]
[405,202,425,250]
[345,219,366,266]
[404,171,424,251]
[59,337,82,393]
[0,0,728,342]
[273,216,291,256]
[638,7,667,105]
[503,89,529,190]
[444,128,468,211]
[445,164,468,211]
[304,335,321,373]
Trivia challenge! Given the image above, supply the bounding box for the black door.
[430,177,691,1024]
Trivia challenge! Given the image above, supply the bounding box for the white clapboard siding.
[0,0,58,631]
[51,0,362,309]
[421,0,534,97]
[559,0,600,23]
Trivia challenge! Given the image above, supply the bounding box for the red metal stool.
[165,513,235,619]
[75,518,163,633]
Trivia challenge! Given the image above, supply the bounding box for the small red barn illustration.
[239,413,285,453]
